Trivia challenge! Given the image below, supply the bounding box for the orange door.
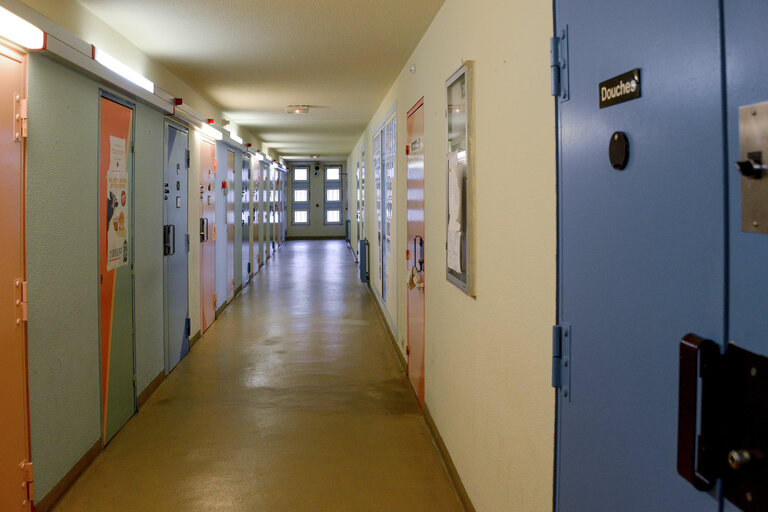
[406,98,426,406]
[226,150,235,300]
[200,139,216,331]
[0,44,32,512]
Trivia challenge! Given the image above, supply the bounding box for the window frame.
[323,164,343,225]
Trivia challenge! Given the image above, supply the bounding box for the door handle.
[677,333,722,491]
[169,224,175,255]
[413,235,424,272]
[164,225,172,255]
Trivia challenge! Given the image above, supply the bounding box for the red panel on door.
[406,98,426,406]
[0,45,32,512]
[200,139,216,331]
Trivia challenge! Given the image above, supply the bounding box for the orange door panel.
[0,45,32,512]
[200,139,216,331]
[406,98,426,406]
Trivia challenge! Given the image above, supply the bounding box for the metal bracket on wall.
[552,324,572,400]
[550,27,570,101]
[13,95,28,141]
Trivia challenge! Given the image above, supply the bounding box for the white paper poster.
[447,163,462,272]
[106,136,128,270]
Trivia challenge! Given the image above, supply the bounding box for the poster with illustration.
[106,135,128,270]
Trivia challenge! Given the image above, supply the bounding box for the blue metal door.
[163,122,189,373]
[554,2,726,510]
[724,2,768,510]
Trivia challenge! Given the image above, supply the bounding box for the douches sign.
[599,69,641,108]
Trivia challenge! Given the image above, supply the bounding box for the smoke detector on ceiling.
[286,105,309,114]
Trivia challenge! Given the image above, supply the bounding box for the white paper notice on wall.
[447,161,462,272]
[106,136,129,270]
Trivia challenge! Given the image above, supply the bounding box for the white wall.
[347,0,557,510]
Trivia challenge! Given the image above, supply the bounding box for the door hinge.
[550,27,569,101]
[15,280,28,323]
[552,324,571,399]
[186,150,191,169]
[20,460,33,505]
[14,96,28,141]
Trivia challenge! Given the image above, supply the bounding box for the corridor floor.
[53,240,464,512]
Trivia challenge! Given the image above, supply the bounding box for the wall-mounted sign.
[599,69,641,108]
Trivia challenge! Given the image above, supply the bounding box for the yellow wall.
[347,0,556,509]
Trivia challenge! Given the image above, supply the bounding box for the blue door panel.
[164,123,189,373]
[724,1,768,510]
[555,1,725,510]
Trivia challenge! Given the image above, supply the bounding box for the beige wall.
[347,0,556,510]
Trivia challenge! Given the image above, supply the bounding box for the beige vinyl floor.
[52,240,464,512]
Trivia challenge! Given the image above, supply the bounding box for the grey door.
[163,122,189,373]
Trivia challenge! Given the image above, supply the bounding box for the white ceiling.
[75,0,446,159]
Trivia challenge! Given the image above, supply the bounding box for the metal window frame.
[324,208,343,225]
[292,166,309,183]
[324,165,342,183]
[292,208,310,225]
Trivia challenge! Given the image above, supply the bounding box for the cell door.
[200,139,216,332]
[225,149,235,300]
[253,165,261,269]
[242,156,250,285]
[163,122,189,373]
[0,45,32,512]
[406,98,425,406]
[723,3,768,511]
[554,2,725,511]
[99,93,136,444]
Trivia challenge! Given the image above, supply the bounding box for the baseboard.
[286,235,345,240]
[234,284,243,296]
[189,330,201,349]
[423,406,476,512]
[215,302,227,318]
[137,370,164,409]
[33,439,102,512]
[366,283,405,369]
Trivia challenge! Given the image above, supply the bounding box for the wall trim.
[366,282,473,511]
[423,406,476,512]
[366,283,403,367]
[33,439,102,512]
[137,370,164,409]
[189,330,202,349]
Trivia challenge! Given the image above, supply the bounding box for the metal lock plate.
[738,103,768,233]
[724,345,768,511]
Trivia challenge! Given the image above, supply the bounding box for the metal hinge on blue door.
[550,27,569,101]
[552,324,572,400]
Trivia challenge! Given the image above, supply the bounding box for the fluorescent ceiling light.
[286,105,309,114]
[200,123,223,141]
[0,6,44,50]
[254,152,264,161]
[94,48,154,93]
[231,133,243,144]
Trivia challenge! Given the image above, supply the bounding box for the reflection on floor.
[53,240,464,512]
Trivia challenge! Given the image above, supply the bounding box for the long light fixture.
[230,133,243,144]
[94,48,154,93]
[0,6,45,50]
[200,123,223,141]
